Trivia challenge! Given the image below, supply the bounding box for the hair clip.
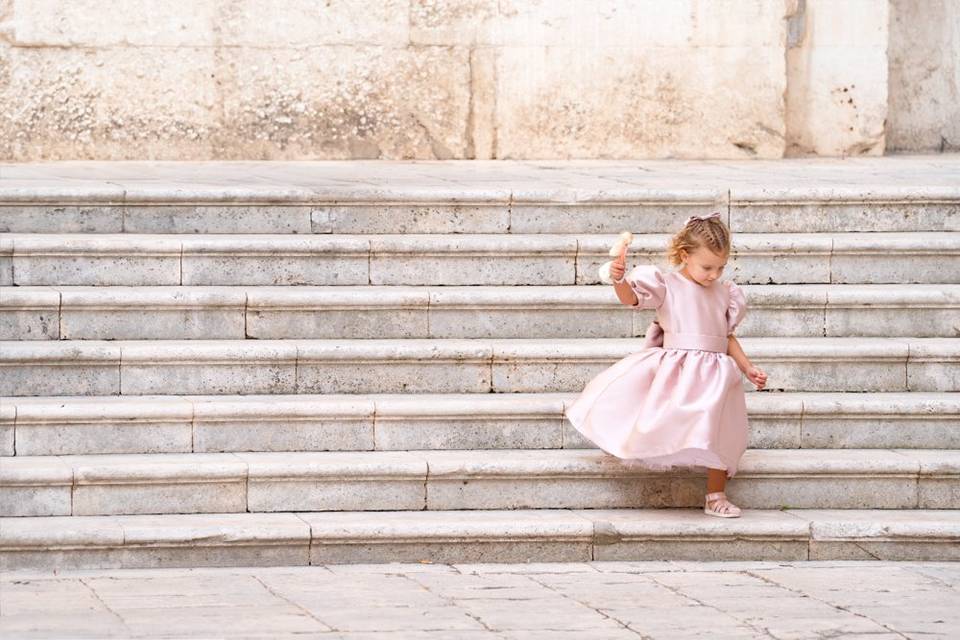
[685,211,721,225]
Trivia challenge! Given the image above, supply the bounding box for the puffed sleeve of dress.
[726,281,747,334]
[623,265,667,309]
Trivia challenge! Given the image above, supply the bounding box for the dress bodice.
[624,265,746,348]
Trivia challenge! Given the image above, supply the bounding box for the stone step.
[5,284,960,341]
[2,232,958,286]
[1,338,956,397]
[2,159,958,234]
[3,393,958,457]
[2,449,957,517]
[3,508,959,569]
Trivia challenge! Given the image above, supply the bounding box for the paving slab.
[3,561,958,639]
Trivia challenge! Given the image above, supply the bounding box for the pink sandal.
[704,491,742,518]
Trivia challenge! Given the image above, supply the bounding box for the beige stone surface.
[7,282,960,342]
[6,0,938,160]
[493,43,786,159]
[0,402,13,456]
[786,0,889,156]
[193,395,376,453]
[119,340,298,395]
[243,450,428,512]
[13,396,194,456]
[3,157,958,231]
[124,205,313,234]
[0,455,72,516]
[181,235,369,286]
[888,0,960,151]
[11,0,409,48]
[0,341,121,397]
[214,45,471,160]
[4,561,960,637]
[0,285,59,340]
[9,233,182,287]
[59,286,247,341]
[0,46,220,161]
[410,0,789,158]
[9,0,218,47]
[0,236,13,286]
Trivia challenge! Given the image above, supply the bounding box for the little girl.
[565,212,767,517]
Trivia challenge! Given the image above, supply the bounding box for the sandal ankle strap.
[705,492,727,501]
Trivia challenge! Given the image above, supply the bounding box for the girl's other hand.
[610,243,627,281]
[746,365,767,390]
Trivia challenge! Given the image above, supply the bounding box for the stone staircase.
[1,159,959,569]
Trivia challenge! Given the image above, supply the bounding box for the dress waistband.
[662,331,728,353]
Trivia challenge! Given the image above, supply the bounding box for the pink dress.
[564,265,749,477]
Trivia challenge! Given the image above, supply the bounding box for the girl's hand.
[746,365,767,390]
[609,243,627,281]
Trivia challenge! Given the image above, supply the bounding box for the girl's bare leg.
[704,468,741,517]
[706,468,726,493]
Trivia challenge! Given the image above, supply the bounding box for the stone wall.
[786,0,889,156]
[887,0,960,152]
[0,0,953,160]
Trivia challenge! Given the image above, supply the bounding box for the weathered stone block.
[244,452,427,512]
[119,341,297,395]
[214,45,471,160]
[295,340,492,394]
[247,287,429,340]
[0,456,73,516]
[373,394,565,451]
[181,236,368,286]
[60,286,246,340]
[370,235,576,286]
[493,44,785,159]
[193,396,375,452]
[0,47,219,161]
[786,0,888,156]
[0,205,122,233]
[0,341,121,396]
[123,205,313,234]
[304,509,593,564]
[70,453,248,516]
[0,286,59,340]
[12,397,194,456]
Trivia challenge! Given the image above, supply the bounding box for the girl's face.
[680,245,728,286]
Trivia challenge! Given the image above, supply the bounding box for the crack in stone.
[852,541,884,561]
[822,287,829,337]
[10,403,16,456]
[900,565,960,592]
[422,459,430,510]
[524,572,654,639]
[745,569,911,639]
[904,339,911,391]
[79,578,131,630]
[401,573,496,632]
[243,290,250,339]
[251,574,332,631]
[366,237,373,285]
[465,47,476,159]
[572,236,580,285]
[645,571,777,639]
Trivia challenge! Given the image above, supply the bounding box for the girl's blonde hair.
[667,214,731,265]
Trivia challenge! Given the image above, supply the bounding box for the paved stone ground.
[1,561,957,639]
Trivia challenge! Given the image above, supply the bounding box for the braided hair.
[667,214,731,266]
